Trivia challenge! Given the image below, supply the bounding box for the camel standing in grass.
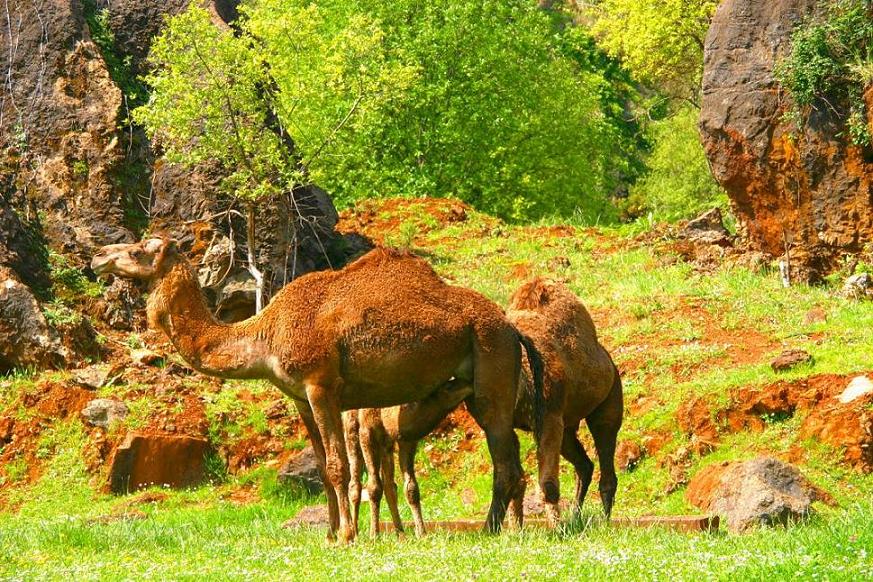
[507,277,623,524]
[91,237,526,543]
[347,277,621,532]
[343,379,474,537]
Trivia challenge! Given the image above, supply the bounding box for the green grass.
[0,491,870,581]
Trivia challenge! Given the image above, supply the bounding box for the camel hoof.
[542,480,560,504]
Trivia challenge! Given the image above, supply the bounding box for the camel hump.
[507,276,555,311]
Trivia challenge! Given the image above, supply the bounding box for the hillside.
[1,198,871,579]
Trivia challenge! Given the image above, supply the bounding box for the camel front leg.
[398,440,426,536]
[380,443,405,535]
[295,400,339,540]
[305,382,355,543]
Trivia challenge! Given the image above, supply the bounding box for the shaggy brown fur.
[344,380,474,537]
[506,277,623,524]
[91,237,525,543]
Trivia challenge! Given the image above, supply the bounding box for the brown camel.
[506,277,623,525]
[343,379,473,537]
[90,236,525,543]
[349,277,621,531]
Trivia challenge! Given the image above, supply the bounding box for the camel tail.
[518,332,545,442]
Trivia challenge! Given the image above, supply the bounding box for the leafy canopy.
[585,0,718,105]
[136,0,641,222]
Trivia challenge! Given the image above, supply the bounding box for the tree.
[133,8,291,311]
[246,0,635,221]
[584,0,718,106]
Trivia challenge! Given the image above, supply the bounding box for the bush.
[776,0,873,147]
[622,107,728,222]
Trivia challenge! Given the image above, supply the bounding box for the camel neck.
[146,261,267,379]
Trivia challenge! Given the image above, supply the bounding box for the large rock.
[687,457,827,532]
[108,433,208,493]
[81,398,129,428]
[700,0,873,281]
[0,0,133,264]
[0,195,49,291]
[277,446,323,494]
[0,268,68,373]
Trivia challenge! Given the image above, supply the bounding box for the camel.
[346,277,621,532]
[343,379,474,537]
[506,277,623,525]
[90,236,526,543]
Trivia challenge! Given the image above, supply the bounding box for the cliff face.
[0,0,349,318]
[700,0,873,281]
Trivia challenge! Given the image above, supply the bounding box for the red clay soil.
[0,381,95,494]
[337,197,479,246]
[676,373,873,472]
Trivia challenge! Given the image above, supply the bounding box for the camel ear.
[143,237,165,254]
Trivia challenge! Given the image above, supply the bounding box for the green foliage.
[623,107,728,222]
[134,7,297,204]
[48,251,104,302]
[586,0,718,104]
[82,1,146,107]
[139,1,642,222]
[776,0,873,146]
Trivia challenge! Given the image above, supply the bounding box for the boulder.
[682,208,732,246]
[72,364,122,390]
[108,433,208,493]
[700,0,873,282]
[687,457,827,532]
[277,446,323,494]
[615,440,644,472]
[283,504,330,528]
[81,398,129,428]
[770,349,812,372]
[0,268,68,372]
[842,273,873,300]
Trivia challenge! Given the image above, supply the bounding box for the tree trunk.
[246,201,266,312]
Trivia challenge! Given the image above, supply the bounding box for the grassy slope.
[1,199,872,580]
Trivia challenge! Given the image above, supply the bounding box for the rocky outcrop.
[0,268,68,373]
[0,1,133,265]
[700,0,873,281]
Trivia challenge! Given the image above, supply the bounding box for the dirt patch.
[676,373,873,471]
[337,197,482,246]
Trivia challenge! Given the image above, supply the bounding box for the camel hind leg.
[342,411,363,536]
[560,424,595,513]
[398,440,426,536]
[360,420,386,538]
[537,409,565,527]
[468,325,525,533]
[585,369,623,518]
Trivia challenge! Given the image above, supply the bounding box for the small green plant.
[71,159,89,179]
[2,457,28,484]
[48,251,104,302]
[125,333,145,350]
[42,300,83,328]
[204,449,228,484]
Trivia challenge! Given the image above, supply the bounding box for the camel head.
[91,236,179,280]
